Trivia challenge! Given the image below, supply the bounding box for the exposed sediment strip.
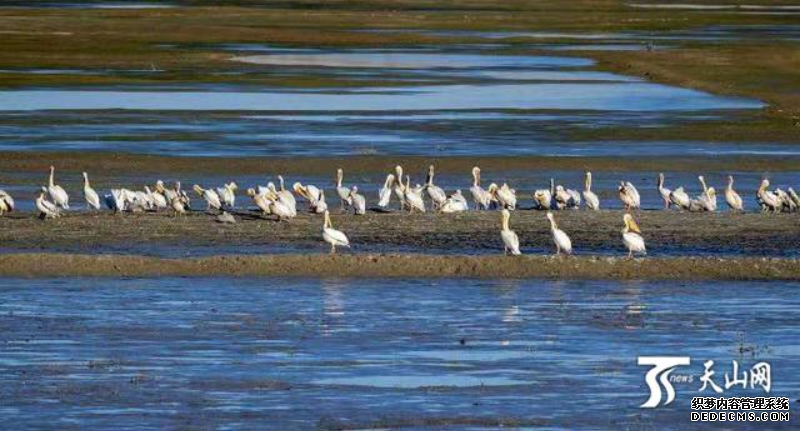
[0,253,798,280]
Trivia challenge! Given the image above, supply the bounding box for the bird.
[546,212,572,256]
[670,186,691,210]
[36,187,60,219]
[293,182,324,213]
[657,173,671,210]
[439,190,469,213]
[692,175,717,212]
[265,189,295,221]
[147,185,167,210]
[47,165,69,209]
[193,184,222,212]
[170,193,188,216]
[377,173,395,210]
[500,209,521,255]
[425,165,447,210]
[0,189,15,216]
[276,176,296,211]
[724,175,743,212]
[469,167,491,210]
[322,210,349,254]
[216,182,238,209]
[757,179,781,212]
[350,186,366,215]
[247,188,270,217]
[533,180,553,210]
[393,165,406,210]
[335,168,352,211]
[82,172,100,210]
[314,190,329,214]
[583,171,600,210]
[618,181,640,210]
[622,213,646,259]
[494,183,517,210]
[404,176,426,213]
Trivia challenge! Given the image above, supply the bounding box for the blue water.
[0,277,796,430]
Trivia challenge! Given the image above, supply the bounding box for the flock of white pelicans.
[0,165,797,257]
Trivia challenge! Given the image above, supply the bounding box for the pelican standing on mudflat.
[47,166,70,209]
[216,182,238,209]
[350,186,366,215]
[618,181,640,210]
[336,168,352,211]
[82,172,100,210]
[657,173,671,210]
[393,165,406,210]
[36,187,60,219]
[470,167,491,210]
[404,176,426,213]
[500,209,521,255]
[622,213,646,259]
[725,175,743,211]
[425,165,447,210]
[322,210,349,254]
[0,189,15,216]
[582,171,599,210]
[193,184,222,212]
[377,173,395,210]
[546,211,572,256]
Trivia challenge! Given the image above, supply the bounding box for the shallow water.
[0,277,797,430]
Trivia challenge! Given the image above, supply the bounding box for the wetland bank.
[1,2,799,429]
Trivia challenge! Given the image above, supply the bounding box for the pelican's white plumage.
[670,186,691,210]
[36,187,60,219]
[216,182,238,209]
[495,183,517,210]
[500,209,521,255]
[193,184,222,212]
[0,189,15,215]
[425,165,447,210]
[336,168,352,210]
[47,166,69,209]
[583,171,600,211]
[404,176,426,213]
[440,190,469,213]
[622,213,646,258]
[322,210,349,254]
[469,167,491,210]
[657,173,672,210]
[82,172,100,210]
[247,188,270,217]
[393,165,406,210]
[546,211,572,255]
[618,181,640,210]
[350,186,366,215]
[725,175,743,211]
[377,173,395,209]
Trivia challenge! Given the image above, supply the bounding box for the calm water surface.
[0,277,797,430]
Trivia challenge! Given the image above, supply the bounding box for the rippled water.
[0,277,797,430]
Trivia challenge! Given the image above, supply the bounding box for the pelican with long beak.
[757,179,781,212]
[695,175,717,212]
[670,186,691,210]
[335,168,352,211]
[618,181,640,210]
[425,165,447,210]
[193,184,222,212]
[247,188,270,217]
[393,165,406,210]
[293,182,323,213]
[82,172,100,210]
[404,176,426,213]
[350,186,366,215]
[276,175,296,209]
[583,171,599,211]
[724,175,743,211]
[0,189,15,216]
[657,173,671,210]
[265,190,295,221]
[496,183,517,210]
[470,167,491,210]
[546,212,572,256]
[216,182,238,209]
[377,173,395,209]
[622,213,646,259]
[170,192,189,216]
[47,165,70,209]
[322,210,349,254]
[500,209,521,255]
[440,190,469,213]
[36,187,60,219]
[148,185,168,210]
[314,190,329,214]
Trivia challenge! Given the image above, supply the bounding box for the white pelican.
[500,209,521,255]
[276,176,296,210]
[193,184,222,212]
[694,175,717,212]
[322,210,349,254]
[314,190,329,214]
[350,186,366,215]
[440,190,469,213]
[265,190,295,221]
[469,167,491,210]
[670,186,691,210]
[147,185,168,210]
[583,171,600,211]
[775,188,797,212]
[377,173,395,209]
[0,189,15,216]
[618,181,640,210]
[47,166,69,209]
[216,182,238,209]
[170,193,188,216]
[495,183,517,210]
[622,213,646,259]
[247,188,270,217]
[546,211,572,256]
[553,184,574,210]
[657,173,671,210]
[293,182,323,213]
[36,187,60,219]
[757,179,781,212]
[335,168,352,210]
[393,165,406,210]
[725,175,744,211]
[404,176,426,213]
[533,187,552,211]
[81,172,100,210]
[788,188,800,210]
[425,165,447,210]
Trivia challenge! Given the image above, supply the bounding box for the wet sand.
[0,209,798,279]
